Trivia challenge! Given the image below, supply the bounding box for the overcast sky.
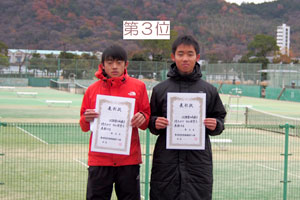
[224,0,277,5]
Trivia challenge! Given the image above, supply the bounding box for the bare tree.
[16,52,30,75]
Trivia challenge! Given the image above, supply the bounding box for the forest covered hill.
[0,0,299,60]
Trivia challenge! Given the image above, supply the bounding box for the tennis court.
[1,123,299,199]
[0,123,87,199]
[1,86,300,199]
[1,86,300,121]
[212,125,300,199]
[0,87,82,122]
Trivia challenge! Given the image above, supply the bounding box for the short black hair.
[172,35,200,54]
[101,44,127,65]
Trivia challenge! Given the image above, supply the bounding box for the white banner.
[123,20,170,40]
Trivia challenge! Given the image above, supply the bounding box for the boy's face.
[171,44,200,75]
[103,58,128,78]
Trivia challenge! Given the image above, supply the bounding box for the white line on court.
[256,164,300,178]
[16,126,48,145]
[288,173,300,178]
[74,158,88,168]
[256,164,278,171]
[36,99,45,103]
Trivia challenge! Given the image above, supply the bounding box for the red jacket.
[80,65,150,166]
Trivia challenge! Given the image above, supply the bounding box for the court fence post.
[0,151,4,184]
[0,121,6,185]
[144,129,151,200]
[279,123,294,200]
[139,62,142,77]
[57,58,61,77]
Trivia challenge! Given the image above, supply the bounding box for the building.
[276,23,290,56]
[8,49,102,64]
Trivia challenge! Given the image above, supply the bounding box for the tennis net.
[75,83,88,94]
[50,79,70,92]
[246,107,300,137]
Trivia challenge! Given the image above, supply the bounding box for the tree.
[131,52,148,61]
[247,34,279,58]
[140,30,178,61]
[28,53,58,77]
[28,53,41,69]
[0,41,9,69]
[32,53,41,58]
[59,52,79,59]
[17,53,30,75]
[206,53,219,64]
[80,53,98,60]
[58,52,77,78]
[0,41,8,56]
[0,54,9,69]
[46,54,56,59]
[58,52,99,79]
[272,49,294,64]
[78,26,93,39]
[240,34,279,80]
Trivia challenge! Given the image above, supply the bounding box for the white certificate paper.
[167,93,206,150]
[91,95,135,155]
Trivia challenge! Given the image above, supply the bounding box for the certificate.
[91,95,135,155]
[167,93,206,150]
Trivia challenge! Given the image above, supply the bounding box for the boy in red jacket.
[80,44,150,200]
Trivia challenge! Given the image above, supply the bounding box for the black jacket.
[149,63,226,200]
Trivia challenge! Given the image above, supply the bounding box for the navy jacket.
[149,63,226,200]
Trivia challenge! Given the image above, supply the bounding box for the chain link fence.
[1,121,299,200]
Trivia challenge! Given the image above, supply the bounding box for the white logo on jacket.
[128,91,136,96]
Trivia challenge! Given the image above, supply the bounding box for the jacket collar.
[167,62,202,81]
[95,64,128,86]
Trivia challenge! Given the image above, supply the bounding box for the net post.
[277,87,286,100]
[279,123,295,200]
[217,82,223,93]
[0,122,7,127]
[245,107,248,127]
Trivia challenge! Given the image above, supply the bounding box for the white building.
[8,49,102,63]
[197,59,207,66]
[276,23,290,56]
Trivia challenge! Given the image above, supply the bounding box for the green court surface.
[1,86,300,199]
[0,123,151,200]
[1,123,299,199]
[0,123,89,200]
[15,123,89,144]
[0,87,83,122]
[1,87,299,123]
[221,94,300,118]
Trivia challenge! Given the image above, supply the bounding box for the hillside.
[0,0,299,60]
